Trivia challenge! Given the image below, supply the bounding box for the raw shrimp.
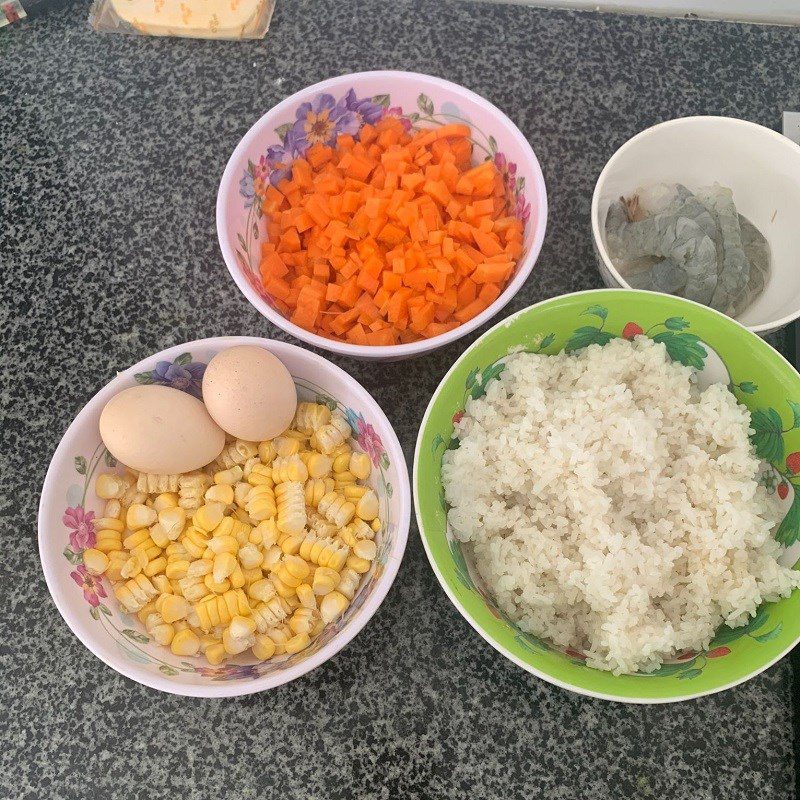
[696,184,750,314]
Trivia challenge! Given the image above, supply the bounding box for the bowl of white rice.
[414,288,800,703]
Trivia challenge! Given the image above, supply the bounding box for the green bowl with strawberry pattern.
[414,289,800,703]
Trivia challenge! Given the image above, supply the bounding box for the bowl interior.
[40,338,409,695]
[415,289,800,702]
[592,117,800,331]
[217,71,545,353]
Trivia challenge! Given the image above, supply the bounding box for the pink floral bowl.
[216,70,548,361]
[38,337,411,697]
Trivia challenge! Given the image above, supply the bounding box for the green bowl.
[414,289,800,703]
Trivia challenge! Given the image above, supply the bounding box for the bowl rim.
[216,69,548,358]
[39,335,411,697]
[413,287,800,703]
[590,115,800,335]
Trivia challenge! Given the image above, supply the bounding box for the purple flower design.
[70,564,107,608]
[339,89,384,127]
[64,506,96,551]
[264,143,294,187]
[290,92,359,152]
[151,360,206,399]
[240,170,256,207]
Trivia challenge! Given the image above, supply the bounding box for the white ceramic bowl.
[39,337,411,697]
[217,70,547,361]
[591,116,800,335]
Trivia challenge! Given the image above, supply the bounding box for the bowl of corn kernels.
[38,336,410,696]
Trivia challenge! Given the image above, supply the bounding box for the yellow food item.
[91,399,380,666]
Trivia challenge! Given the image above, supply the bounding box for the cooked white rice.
[443,337,800,674]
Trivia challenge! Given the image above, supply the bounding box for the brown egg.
[99,385,226,474]
[202,345,297,441]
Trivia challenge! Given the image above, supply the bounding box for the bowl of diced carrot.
[217,71,547,359]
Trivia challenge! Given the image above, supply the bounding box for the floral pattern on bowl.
[415,289,800,702]
[234,88,531,307]
[42,338,409,692]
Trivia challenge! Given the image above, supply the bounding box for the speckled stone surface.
[3,1,800,797]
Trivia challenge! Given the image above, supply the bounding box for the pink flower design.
[384,106,412,132]
[70,564,107,608]
[357,419,384,467]
[494,151,517,191]
[515,192,531,223]
[63,506,96,551]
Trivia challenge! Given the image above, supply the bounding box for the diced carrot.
[254,119,521,344]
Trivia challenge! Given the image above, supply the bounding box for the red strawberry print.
[706,646,731,659]
[676,650,696,661]
[565,647,586,660]
[787,453,800,475]
[452,411,464,425]
[622,322,643,340]
[778,482,789,500]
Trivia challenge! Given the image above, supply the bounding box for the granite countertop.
[3,1,800,797]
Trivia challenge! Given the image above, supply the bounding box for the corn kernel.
[205,484,234,505]
[238,543,263,570]
[337,567,360,600]
[186,559,213,578]
[194,502,226,532]
[355,490,379,522]
[222,626,253,655]
[165,560,190,580]
[123,528,150,551]
[307,453,333,479]
[153,574,172,594]
[83,548,109,575]
[320,591,349,623]
[120,556,142,578]
[343,484,369,500]
[229,615,257,639]
[161,594,189,623]
[95,473,127,500]
[151,622,175,646]
[258,440,276,463]
[332,453,351,473]
[251,634,276,661]
[215,465,244,485]
[158,506,186,540]
[213,551,237,583]
[285,632,311,654]
[346,555,371,574]
[205,642,226,665]
[208,535,238,555]
[204,573,231,594]
[312,566,340,596]
[104,499,123,520]
[127,503,157,531]
[229,564,245,589]
[296,583,316,609]
[354,539,377,561]
[94,516,125,533]
[289,607,319,635]
[233,482,251,508]
[371,518,381,533]
[151,492,178,512]
[248,578,277,603]
[143,556,167,577]
[171,628,200,656]
[349,452,371,480]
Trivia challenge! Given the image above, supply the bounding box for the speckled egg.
[202,345,297,441]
